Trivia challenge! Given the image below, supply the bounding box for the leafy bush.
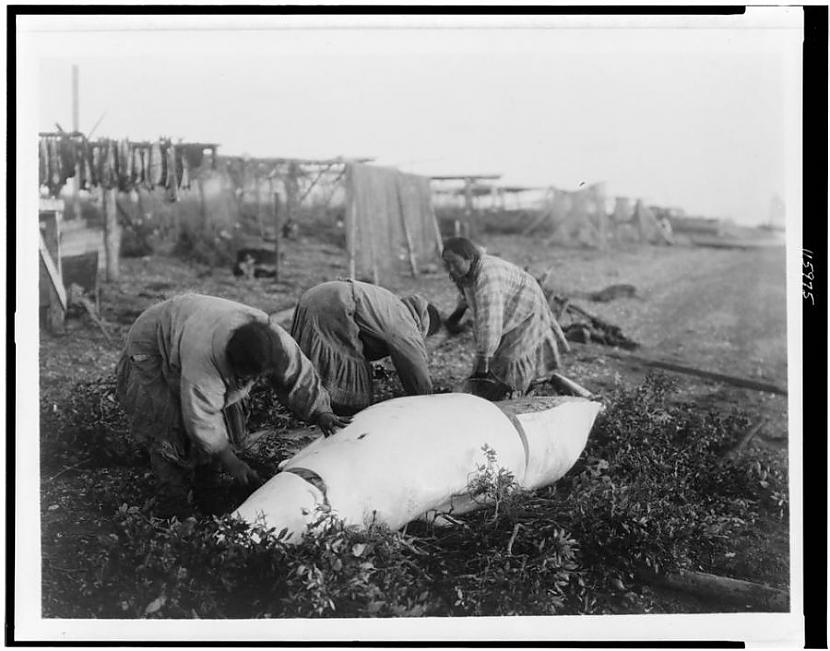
[40,376,305,476]
[40,376,143,473]
[41,373,789,618]
[50,507,439,619]
[555,373,789,587]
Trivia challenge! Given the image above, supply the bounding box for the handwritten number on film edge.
[802,249,815,306]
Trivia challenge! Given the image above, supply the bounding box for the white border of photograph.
[13,8,805,645]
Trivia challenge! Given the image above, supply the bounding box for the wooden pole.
[71,65,82,221]
[71,65,79,133]
[256,176,265,240]
[346,167,358,280]
[430,200,444,257]
[103,188,120,281]
[273,191,281,283]
[462,177,474,238]
[285,162,300,235]
[395,179,419,277]
[197,178,207,226]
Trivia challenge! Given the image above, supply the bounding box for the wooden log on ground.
[722,419,768,461]
[642,569,789,611]
[549,372,594,398]
[611,353,788,396]
[68,283,113,343]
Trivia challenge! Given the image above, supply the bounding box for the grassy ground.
[37,232,791,618]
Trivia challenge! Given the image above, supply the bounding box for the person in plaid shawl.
[441,237,569,400]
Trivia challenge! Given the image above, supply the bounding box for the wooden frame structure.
[218,155,374,281]
[430,174,502,237]
[39,197,106,334]
[39,198,67,332]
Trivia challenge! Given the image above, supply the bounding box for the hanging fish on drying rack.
[102,139,117,190]
[47,138,62,197]
[117,139,132,192]
[93,140,109,189]
[148,140,163,188]
[79,140,93,191]
[131,144,144,187]
[165,143,179,202]
[180,155,190,191]
[139,147,151,190]
[174,144,191,191]
[39,138,49,189]
[58,137,77,182]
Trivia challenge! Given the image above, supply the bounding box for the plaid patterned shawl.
[458,254,561,390]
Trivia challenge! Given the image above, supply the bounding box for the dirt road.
[400,237,791,440]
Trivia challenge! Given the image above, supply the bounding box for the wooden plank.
[395,178,419,277]
[45,282,66,333]
[39,231,67,311]
[430,205,444,257]
[39,197,65,212]
[39,209,62,279]
[219,155,374,167]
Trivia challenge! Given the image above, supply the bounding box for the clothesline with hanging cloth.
[38,133,219,201]
[345,163,443,282]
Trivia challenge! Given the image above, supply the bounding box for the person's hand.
[444,303,469,335]
[236,461,263,488]
[219,448,263,488]
[471,355,491,379]
[317,412,352,437]
[444,317,466,335]
[230,458,262,488]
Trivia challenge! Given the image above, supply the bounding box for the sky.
[22,10,803,225]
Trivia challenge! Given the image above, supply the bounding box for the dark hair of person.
[442,237,481,262]
[226,320,279,378]
[426,303,442,337]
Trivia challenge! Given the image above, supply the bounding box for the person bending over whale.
[116,293,349,516]
[290,280,442,416]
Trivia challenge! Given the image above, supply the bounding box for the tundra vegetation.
[38,224,789,618]
[40,373,787,618]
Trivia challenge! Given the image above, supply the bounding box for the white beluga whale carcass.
[234,393,602,542]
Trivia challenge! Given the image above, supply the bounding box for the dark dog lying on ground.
[232,248,277,279]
